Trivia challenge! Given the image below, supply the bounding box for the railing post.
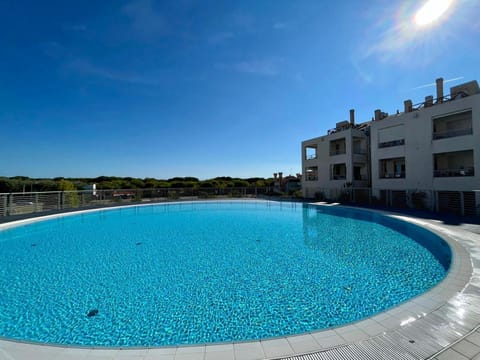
[2,195,7,216]
[460,191,465,216]
[34,193,39,212]
[8,193,13,215]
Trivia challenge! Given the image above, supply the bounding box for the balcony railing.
[380,172,406,179]
[329,149,346,156]
[0,188,270,217]
[433,128,473,140]
[353,148,368,155]
[331,175,346,180]
[305,154,317,160]
[434,167,475,177]
[306,175,318,181]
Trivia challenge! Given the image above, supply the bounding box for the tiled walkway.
[0,203,479,360]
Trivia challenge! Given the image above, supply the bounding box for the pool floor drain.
[87,309,99,317]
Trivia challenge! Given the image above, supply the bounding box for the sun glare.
[415,0,453,26]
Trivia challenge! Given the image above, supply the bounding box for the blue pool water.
[0,201,450,347]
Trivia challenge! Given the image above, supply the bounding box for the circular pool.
[0,201,450,347]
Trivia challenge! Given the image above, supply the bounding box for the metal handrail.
[0,187,272,217]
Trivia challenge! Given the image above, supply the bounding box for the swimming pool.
[0,201,450,347]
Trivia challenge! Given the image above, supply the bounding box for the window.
[379,157,405,179]
[305,145,317,160]
[330,163,346,180]
[378,125,405,148]
[329,138,346,156]
[305,166,318,181]
[353,138,367,154]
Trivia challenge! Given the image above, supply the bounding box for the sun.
[414,0,454,26]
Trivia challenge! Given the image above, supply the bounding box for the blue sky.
[1,0,479,179]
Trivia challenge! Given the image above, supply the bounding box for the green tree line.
[0,176,275,193]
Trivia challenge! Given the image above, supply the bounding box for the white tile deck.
[1,202,480,359]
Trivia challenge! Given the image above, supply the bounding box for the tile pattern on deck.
[0,203,479,360]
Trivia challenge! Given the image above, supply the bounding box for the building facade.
[301,78,480,215]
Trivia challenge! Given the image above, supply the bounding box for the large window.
[304,145,317,160]
[434,150,474,177]
[353,138,368,154]
[329,138,346,156]
[433,110,473,140]
[379,157,405,179]
[305,166,318,181]
[378,125,405,148]
[330,163,346,180]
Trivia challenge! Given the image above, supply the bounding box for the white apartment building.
[302,78,480,216]
[302,111,370,200]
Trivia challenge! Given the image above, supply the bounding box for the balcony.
[329,138,346,156]
[304,145,317,160]
[432,110,472,140]
[330,163,346,180]
[305,166,318,181]
[353,138,368,154]
[432,128,473,140]
[379,157,405,179]
[434,150,474,177]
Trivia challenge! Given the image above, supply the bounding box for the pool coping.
[0,199,479,360]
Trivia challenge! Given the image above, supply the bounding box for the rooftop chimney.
[349,109,355,126]
[425,95,434,107]
[374,109,381,121]
[404,100,413,113]
[436,77,444,103]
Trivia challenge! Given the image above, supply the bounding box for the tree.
[58,180,80,207]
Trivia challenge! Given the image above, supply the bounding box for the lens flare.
[415,0,453,26]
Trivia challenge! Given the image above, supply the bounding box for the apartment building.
[302,78,480,215]
[302,110,370,200]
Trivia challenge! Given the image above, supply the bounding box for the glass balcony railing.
[380,172,406,179]
[433,128,473,140]
[434,167,474,177]
[329,149,346,156]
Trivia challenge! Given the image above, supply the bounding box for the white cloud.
[67,59,161,86]
[412,76,464,90]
